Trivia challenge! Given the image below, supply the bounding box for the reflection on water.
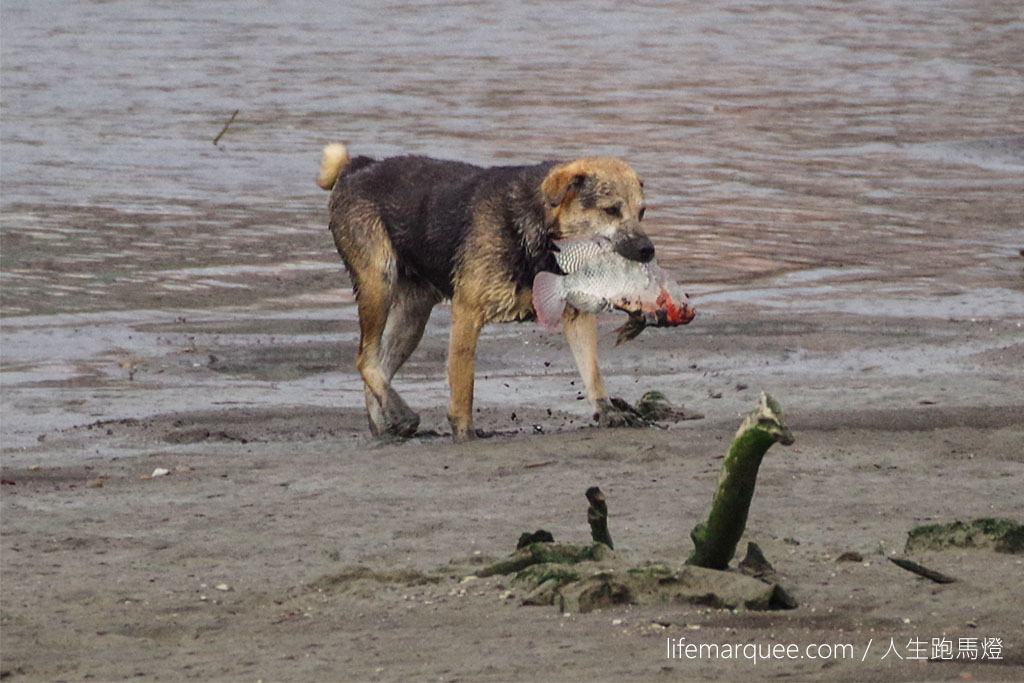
[2,0,1022,317]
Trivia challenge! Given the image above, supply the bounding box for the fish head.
[655,288,696,325]
[541,158,653,262]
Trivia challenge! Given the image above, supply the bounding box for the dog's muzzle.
[614,233,655,263]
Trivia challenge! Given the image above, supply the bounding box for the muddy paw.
[371,390,420,438]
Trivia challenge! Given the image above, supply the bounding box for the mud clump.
[905,518,1024,554]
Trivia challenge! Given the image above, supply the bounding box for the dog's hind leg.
[355,280,422,437]
[332,208,422,438]
[364,280,438,436]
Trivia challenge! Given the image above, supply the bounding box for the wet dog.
[318,142,655,441]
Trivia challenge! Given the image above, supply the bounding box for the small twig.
[213,109,239,146]
[888,556,957,584]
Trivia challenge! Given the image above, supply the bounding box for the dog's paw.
[372,392,420,438]
[370,413,420,439]
[450,428,478,443]
[594,397,650,428]
[447,414,478,443]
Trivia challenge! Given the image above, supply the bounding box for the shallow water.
[4,0,1023,311]
[2,1,1023,447]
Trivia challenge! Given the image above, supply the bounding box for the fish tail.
[532,271,567,329]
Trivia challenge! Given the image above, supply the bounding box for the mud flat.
[2,284,1023,680]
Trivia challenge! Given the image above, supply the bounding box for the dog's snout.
[616,234,655,263]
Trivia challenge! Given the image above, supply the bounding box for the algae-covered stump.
[687,392,794,570]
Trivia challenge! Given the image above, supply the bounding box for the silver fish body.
[532,237,695,332]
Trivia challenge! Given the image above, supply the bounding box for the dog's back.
[323,147,555,298]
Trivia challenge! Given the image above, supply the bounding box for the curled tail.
[316,142,351,190]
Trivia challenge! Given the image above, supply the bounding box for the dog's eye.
[603,205,622,218]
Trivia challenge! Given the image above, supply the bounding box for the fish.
[532,237,695,343]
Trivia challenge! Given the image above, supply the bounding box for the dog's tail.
[316,142,351,190]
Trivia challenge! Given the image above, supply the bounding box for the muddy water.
[2,1,1023,450]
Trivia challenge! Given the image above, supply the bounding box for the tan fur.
[453,202,538,324]
[543,159,646,240]
[317,142,350,190]
[563,309,608,405]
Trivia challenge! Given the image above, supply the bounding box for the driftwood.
[888,556,958,584]
[475,542,612,578]
[586,486,613,549]
[687,393,794,570]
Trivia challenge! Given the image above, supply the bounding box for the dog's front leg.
[563,309,647,428]
[447,297,485,442]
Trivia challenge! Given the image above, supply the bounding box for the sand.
[3,294,1022,681]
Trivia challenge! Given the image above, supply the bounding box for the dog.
[318,142,656,442]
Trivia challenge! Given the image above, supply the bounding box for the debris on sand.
[888,556,957,584]
[633,391,703,422]
[905,518,1024,554]
[479,393,800,614]
[478,543,796,613]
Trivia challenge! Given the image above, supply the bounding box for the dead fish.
[532,237,695,340]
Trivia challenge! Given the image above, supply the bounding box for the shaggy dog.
[318,142,655,441]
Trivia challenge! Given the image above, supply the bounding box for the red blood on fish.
[655,288,696,325]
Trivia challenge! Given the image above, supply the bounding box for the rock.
[738,542,775,577]
[517,529,555,549]
[558,571,633,614]
[559,565,795,614]
[835,551,864,562]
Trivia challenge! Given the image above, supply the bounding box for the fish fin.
[614,311,648,345]
[532,271,567,330]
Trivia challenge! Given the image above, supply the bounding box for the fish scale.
[553,237,616,273]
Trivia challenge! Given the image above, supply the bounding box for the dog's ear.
[541,163,590,209]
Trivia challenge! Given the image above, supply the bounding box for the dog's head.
[541,158,653,262]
